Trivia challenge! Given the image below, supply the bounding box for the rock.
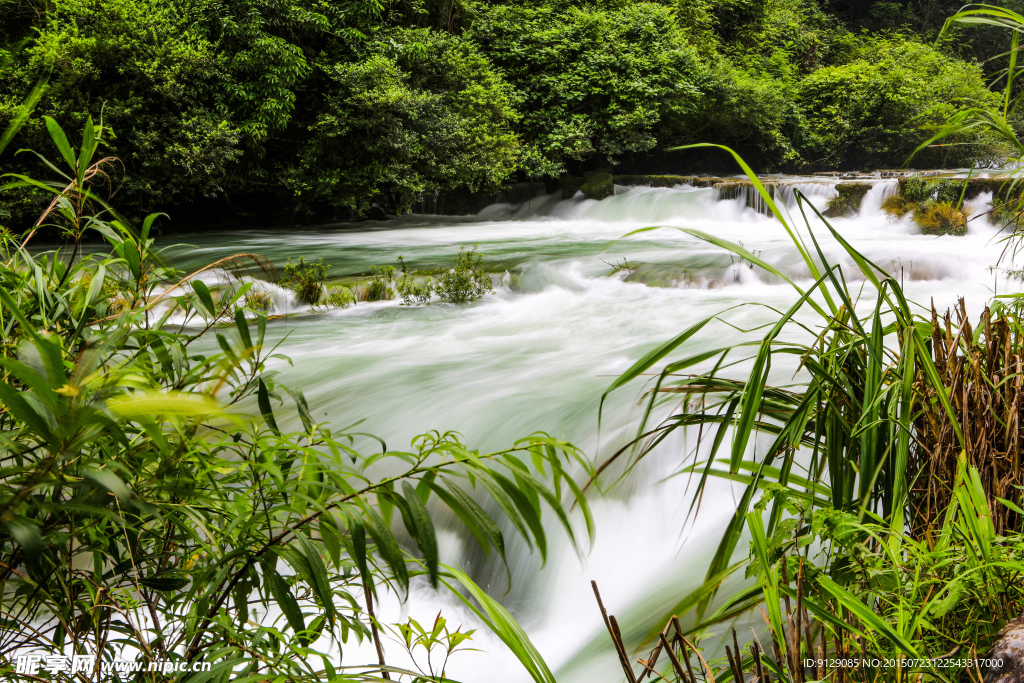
[366,205,391,220]
[561,176,585,199]
[824,182,872,218]
[985,610,1024,682]
[965,177,1011,201]
[580,173,614,200]
[713,180,779,215]
[613,174,720,189]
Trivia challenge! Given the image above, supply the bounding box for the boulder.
[561,176,585,199]
[580,173,614,200]
[824,182,872,218]
[985,610,1024,682]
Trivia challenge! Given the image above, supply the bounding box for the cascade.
[160,172,1016,683]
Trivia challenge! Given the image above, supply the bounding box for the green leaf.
[296,533,336,627]
[192,280,216,317]
[107,391,223,419]
[259,557,307,639]
[235,308,253,349]
[401,481,439,587]
[44,116,77,174]
[77,116,95,182]
[363,505,410,595]
[442,565,557,683]
[257,378,280,433]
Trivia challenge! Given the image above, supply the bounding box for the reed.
[595,460,1024,683]
[912,299,1024,536]
[598,145,966,620]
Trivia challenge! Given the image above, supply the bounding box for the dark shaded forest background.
[0,0,1017,224]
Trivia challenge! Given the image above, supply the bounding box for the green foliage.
[326,285,357,308]
[0,115,595,682]
[281,256,328,305]
[600,144,969,623]
[367,264,396,301]
[367,249,493,306]
[434,247,493,303]
[283,28,521,215]
[735,459,1024,682]
[882,175,971,235]
[245,284,273,312]
[798,38,1000,168]
[470,3,710,175]
[0,0,1013,222]
[914,201,969,235]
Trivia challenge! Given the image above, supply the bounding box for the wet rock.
[965,177,1011,201]
[824,182,872,218]
[561,176,585,199]
[366,205,393,220]
[713,180,779,215]
[613,174,720,189]
[985,611,1024,682]
[580,173,614,200]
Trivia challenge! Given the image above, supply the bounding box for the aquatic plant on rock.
[281,256,328,304]
[580,173,614,200]
[881,174,970,235]
[914,201,969,236]
[435,247,493,303]
[823,182,871,218]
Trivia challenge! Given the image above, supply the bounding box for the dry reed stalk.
[912,300,1024,535]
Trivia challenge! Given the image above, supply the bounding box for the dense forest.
[0,0,1020,224]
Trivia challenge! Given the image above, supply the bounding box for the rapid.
[161,176,1018,681]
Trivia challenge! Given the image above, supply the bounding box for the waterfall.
[859,179,899,216]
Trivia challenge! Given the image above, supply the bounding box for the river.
[161,177,1016,681]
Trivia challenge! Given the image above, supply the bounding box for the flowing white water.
[162,179,1019,681]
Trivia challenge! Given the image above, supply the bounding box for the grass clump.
[325,285,356,308]
[914,201,969,236]
[594,144,1024,682]
[367,264,396,301]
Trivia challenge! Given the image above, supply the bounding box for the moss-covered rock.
[713,180,779,215]
[964,177,1011,200]
[613,174,719,189]
[580,173,614,200]
[824,182,872,218]
[914,201,969,236]
[561,176,585,199]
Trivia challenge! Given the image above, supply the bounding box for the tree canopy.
[0,0,1013,223]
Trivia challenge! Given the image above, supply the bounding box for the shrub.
[435,247,493,303]
[283,29,521,215]
[798,38,1000,168]
[325,285,356,308]
[396,258,435,305]
[281,256,328,304]
[366,264,396,301]
[914,201,970,235]
[883,175,971,234]
[469,3,711,175]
